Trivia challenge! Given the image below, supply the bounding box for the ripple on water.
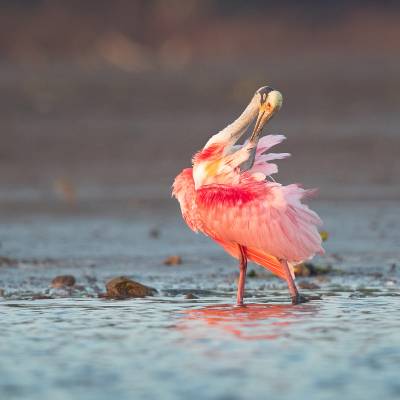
[0,203,400,399]
[1,294,399,400]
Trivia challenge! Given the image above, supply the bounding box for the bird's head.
[250,86,283,141]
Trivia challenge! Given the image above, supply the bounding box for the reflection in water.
[178,303,318,341]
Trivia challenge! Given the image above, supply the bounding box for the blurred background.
[1,0,399,216]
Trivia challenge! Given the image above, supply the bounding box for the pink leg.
[281,260,308,305]
[236,245,247,306]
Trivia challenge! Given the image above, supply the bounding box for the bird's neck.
[204,96,259,150]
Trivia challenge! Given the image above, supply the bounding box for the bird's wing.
[172,168,199,232]
[196,180,323,263]
[249,134,290,176]
[223,135,290,178]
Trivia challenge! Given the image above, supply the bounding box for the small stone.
[149,228,160,239]
[307,294,323,301]
[105,277,157,299]
[51,275,76,288]
[370,272,383,278]
[0,288,5,297]
[298,281,321,290]
[164,255,182,266]
[31,294,53,300]
[0,256,17,267]
[184,293,198,299]
[294,263,311,277]
[247,270,258,278]
[357,287,381,294]
[294,262,332,277]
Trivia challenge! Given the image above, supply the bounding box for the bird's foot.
[291,293,310,305]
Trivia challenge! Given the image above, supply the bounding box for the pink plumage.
[172,87,324,305]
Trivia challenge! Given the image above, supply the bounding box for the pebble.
[51,275,76,288]
[184,293,199,299]
[164,255,182,266]
[149,228,160,239]
[298,281,321,290]
[32,294,53,300]
[0,256,18,267]
[294,262,333,277]
[307,294,323,301]
[105,277,157,299]
[247,270,258,278]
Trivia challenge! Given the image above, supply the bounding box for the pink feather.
[173,134,324,279]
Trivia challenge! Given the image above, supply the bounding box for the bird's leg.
[236,245,247,306]
[281,260,308,305]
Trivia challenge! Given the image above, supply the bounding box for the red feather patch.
[193,143,224,164]
[196,182,263,208]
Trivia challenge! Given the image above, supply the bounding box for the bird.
[172,86,324,305]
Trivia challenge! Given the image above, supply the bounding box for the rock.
[247,270,258,278]
[149,228,160,239]
[184,293,198,299]
[51,275,76,288]
[164,255,182,266]
[0,288,5,297]
[294,262,333,277]
[369,272,383,278]
[0,256,18,267]
[294,263,311,277]
[356,287,381,294]
[31,294,53,300]
[105,277,157,299]
[298,281,321,290]
[307,294,323,301]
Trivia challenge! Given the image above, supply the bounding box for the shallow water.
[1,296,400,400]
[0,200,400,400]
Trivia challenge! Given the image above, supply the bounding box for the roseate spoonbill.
[172,86,324,305]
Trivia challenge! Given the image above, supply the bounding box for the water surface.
[0,200,399,400]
